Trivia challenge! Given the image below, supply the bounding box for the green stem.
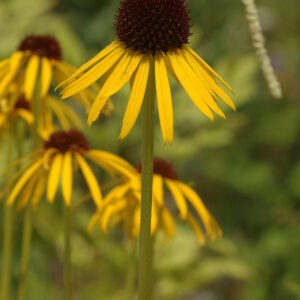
[138,57,155,300]
[17,75,41,300]
[64,205,73,300]
[1,133,15,300]
[17,207,32,300]
[1,206,15,300]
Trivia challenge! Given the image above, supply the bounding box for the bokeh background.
[0,0,299,299]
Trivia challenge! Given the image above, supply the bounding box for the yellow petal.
[47,97,70,130]
[62,152,73,205]
[166,51,214,120]
[31,172,48,209]
[40,57,52,97]
[165,179,188,219]
[75,153,102,207]
[153,175,164,207]
[97,51,141,99]
[87,95,110,126]
[186,213,206,246]
[0,52,24,97]
[24,55,40,100]
[119,55,150,139]
[185,46,234,94]
[101,201,126,232]
[17,109,34,125]
[7,159,43,206]
[17,169,41,211]
[87,211,101,234]
[161,208,176,238]
[47,153,63,203]
[182,49,235,111]
[85,150,137,180]
[177,182,215,236]
[56,40,120,89]
[176,49,226,119]
[155,53,173,144]
[61,46,125,99]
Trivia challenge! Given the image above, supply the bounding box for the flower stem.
[138,57,155,300]
[1,206,14,300]
[64,205,73,300]
[17,76,41,300]
[17,207,32,300]
[1,133,15,300]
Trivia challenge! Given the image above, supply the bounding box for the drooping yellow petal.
[87,211,101,234]
[61,46,125,99]
[96,51,141,99]
[101,201,127,232]
[62,152,73,205]
[87,94,111,126]
[17,109,34,125]
[177,182,216,237]
[56,40,120,89]
[185,46,234,94]
[119,55,150,139]
[153,175,164,207]
[165,179,188,219]
[103,183,131,205]
[166,51,214,120]
[155,53,173,144]
[182,48,236,111]
[24,55,40,100]
[7,159,43,206]
[0,52,24,97]
[31,172,48,209]
[40,57,52,97]
[75,153,102,207]
[85,150,137,180]
[161,208,176,238]
[151,199,158,235]
[17,169,41,211]
[47,97,70,130]
[47,153,63,203]
[177,49,226,119]
[186,213,205,246]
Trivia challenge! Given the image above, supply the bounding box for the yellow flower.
[89,158,222,245]
[58,0,235,144]
[0,94,33,133]
[3,129,136,210]
[0,35,100,111]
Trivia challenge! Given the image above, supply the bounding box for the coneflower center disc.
[116,0,191,55]
[14,95,31,111]
[18,35,62,60]
[44,130,90,153]
[137,157,178,180]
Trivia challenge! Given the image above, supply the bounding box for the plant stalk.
[1,132,15,300]
[64,205,73,300]
[17,75,41,300]
[138,57,155,300]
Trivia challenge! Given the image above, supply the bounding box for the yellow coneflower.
[4,129,136,210]
[89,158,222,245]
[0,35,104,111]
[58,0,235,144]
[0,94,33,132]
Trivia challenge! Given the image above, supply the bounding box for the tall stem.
[1,133,15,300]
[17,76,41,300]
[17,208,32,300]
[64,205,73,300]
[138,58,155,300]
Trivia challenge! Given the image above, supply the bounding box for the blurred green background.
[0,0,299,299]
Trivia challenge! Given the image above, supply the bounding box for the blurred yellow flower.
[89,158,222,245]
[3,129,136,210]
[58,0,235,144]
[0,35,102,111]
